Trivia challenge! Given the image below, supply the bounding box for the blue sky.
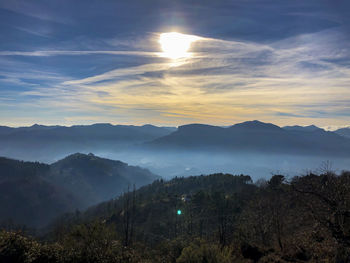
[0,0,350,128]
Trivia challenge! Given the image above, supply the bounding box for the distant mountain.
[0,123,175,162]
[283,125,323,132]
[231,120,283,131]
[1,123,173,142]
[0,153,158,227]
[149,120,350,156]
[0,126,15,135]
[335,127,350,139]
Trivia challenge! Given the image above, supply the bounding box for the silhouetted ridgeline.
[0,123,175,161]
[1,171,350,262]
[149,121,350,156]
[1,121,350,163]
[0,153,158,227]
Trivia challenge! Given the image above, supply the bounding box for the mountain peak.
[231,120,282,131]
[179,123,219,129]
[59,152,96,159]
[30,124,47,129]
[142,124,156,128]
[59,152,97,162]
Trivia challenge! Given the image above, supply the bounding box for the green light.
[177,210,182,215]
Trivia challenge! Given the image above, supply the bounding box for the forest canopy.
[1,171,350,262]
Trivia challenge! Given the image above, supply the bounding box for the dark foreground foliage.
[1,171,350,262]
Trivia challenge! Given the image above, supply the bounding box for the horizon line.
[1,120,349,131]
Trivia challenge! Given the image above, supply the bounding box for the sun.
[159,32,199,59]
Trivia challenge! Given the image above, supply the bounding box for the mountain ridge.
[0,153,158,227]
[148,121,350,156]
[335,127,350,139]
[0,123,176,162]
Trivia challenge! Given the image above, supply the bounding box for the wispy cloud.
[1,29,350,127]
[0,50,159,57]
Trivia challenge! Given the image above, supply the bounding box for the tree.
[292,172,350,259]
[62,221,119,263]
[120,184,138,247]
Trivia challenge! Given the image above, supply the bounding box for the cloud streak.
[1,29,350,127]
[0,50,159,57]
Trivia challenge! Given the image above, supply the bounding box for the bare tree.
[122,185,136,247]
[292,172,350,248]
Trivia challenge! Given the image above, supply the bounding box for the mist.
[1,122,350,181]
[89,149,350,180]
[2,145,348,181]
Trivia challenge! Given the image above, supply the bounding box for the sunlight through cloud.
[159,32,200,59]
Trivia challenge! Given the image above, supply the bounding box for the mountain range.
[0,153,158,227]
[1,121,350,162]
[149,121,350,156]
[0,123,175,161]
[1,120,350,227]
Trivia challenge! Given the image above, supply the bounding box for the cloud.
[276,112,305,118]
[1,28,350,127]
[0,1,73,24]
[0,50,159,57]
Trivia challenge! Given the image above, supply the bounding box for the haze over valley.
[1,120,350,180]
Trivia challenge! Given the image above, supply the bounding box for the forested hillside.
[0,154,158,227]
[1,171,349,262]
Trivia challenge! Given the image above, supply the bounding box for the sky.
[0,0,350,128]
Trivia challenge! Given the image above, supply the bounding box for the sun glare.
[159,32,199,59]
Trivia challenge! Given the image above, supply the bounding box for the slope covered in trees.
[2,171,349,262]
[0,154,158,227]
